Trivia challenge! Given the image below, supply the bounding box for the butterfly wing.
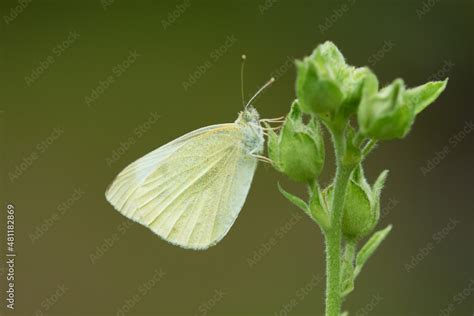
[105,123,258,250]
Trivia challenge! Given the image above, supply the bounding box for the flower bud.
[296,42,345,115]
[358,78,448,140]
[296,60,343,115]
[267,100,325,183]
[341,180,374,239]
[340,166,389,240]
[340,67,377,115]
[358,79,415,140]
[296,42,376,118]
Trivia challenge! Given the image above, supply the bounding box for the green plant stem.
[325,166,352,316]
[324,128,354,316]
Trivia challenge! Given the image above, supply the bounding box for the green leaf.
[277,183,311,217]
[370,170,389,225]
[355,225,392,277]
[341,242,356,298]
[307,117,325,162]
[309,183,330,230]
[372,170,389,203]
[406,79,448,114]
[341,312,349,316]
[341,277,354,298]
[352,164,371,198]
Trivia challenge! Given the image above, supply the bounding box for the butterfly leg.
[252,154,273,164]
[262,124,283,137]
[260,116,285,123]
[262,126,282,131]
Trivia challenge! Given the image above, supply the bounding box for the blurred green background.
[1,0,473,315]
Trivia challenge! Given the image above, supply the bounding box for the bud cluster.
[295,41,447,140]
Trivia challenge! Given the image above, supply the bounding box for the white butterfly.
[105,75,277,250]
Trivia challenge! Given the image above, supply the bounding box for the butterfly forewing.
[105,123,258,249]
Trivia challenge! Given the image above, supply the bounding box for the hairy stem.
[325,128,353,316]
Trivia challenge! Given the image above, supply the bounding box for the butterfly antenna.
[245,77,275,109]
[240,54,246,107]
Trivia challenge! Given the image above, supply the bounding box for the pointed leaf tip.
[277,182,310,216]
[407,79,448,114]
[354,225,392,277]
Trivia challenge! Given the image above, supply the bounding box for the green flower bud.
[296,42,345,115]
[267,100,325,183]
[358,78,448,140]
[296,59,343,115]
[341,180,373,239]
[358,79,415,140]
[323,165,389,240]
[296,42,378,119]
[339,67,378,116]
[342,166,389,240]
[323,180,372,239]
